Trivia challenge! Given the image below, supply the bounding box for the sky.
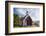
[13,8,40,21]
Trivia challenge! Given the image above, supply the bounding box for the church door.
[26,16,32,26]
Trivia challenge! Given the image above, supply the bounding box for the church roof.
[21,14,32,20]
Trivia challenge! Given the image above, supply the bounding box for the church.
[20,11,32,26]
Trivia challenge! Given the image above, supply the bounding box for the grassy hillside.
[14,14,23,27]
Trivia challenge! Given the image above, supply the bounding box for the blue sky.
[13,8,40,21]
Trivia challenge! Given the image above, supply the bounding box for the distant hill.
[32,21,40,27]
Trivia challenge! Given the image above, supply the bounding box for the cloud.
[13,8,40,21]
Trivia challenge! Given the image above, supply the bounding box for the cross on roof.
[25,8,32,16]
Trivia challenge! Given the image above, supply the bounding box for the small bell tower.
[26,10,29,16]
